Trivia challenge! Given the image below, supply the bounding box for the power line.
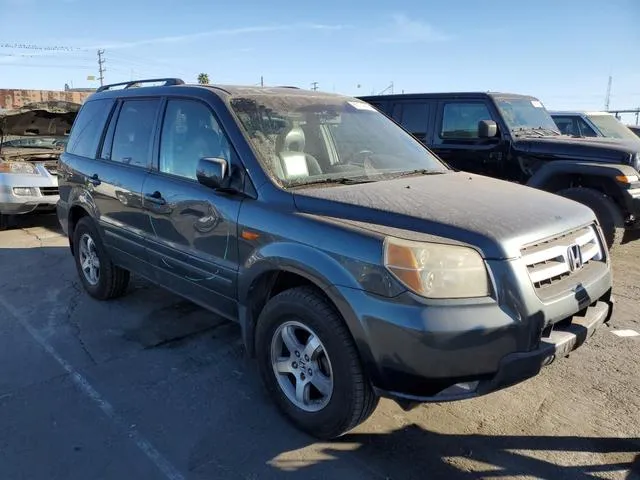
[97,49,106,86]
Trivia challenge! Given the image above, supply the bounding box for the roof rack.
[96,78,185,93]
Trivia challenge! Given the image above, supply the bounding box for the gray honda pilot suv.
[57,78,614,439]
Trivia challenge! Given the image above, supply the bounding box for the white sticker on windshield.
[531,100,544,108]
[347,101,376,111]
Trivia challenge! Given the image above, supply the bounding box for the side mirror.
[196,157,228,189]
[478,120,498,138]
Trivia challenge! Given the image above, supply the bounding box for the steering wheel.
[345,149,374,166]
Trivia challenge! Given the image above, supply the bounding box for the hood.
[0,101,80,137]
[293,172,595,259]
[514,135,636,165]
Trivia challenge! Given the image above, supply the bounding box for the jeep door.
[142,97,241,320]
[66,98,159,276]
[430,100,507,178]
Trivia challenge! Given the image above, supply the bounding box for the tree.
[197,73,210,84]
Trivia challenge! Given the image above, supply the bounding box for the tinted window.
[159,99,231,180]
[66,99,113,158]
[553,116,577,135]
[110,99,160,167]
[576,117,598,137]
[441,103,493,138]
[396,103,429,139]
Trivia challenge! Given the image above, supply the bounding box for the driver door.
[431,100,507,179]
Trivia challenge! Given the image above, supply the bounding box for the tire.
[255,286,379,439]
[557,187,625,250]
[73,217,130,300]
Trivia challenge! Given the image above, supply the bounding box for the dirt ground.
[0,213,638,480]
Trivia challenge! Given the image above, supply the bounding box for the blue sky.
[1,0,638,119]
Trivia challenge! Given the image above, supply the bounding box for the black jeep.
[359,92,640,249]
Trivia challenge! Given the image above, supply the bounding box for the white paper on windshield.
[531,100,544,108]
[283,155,309,177]
[347,101,376,111]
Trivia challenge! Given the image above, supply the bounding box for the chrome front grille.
[521,225,604,289]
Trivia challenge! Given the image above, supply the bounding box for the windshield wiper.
[390,169,446,178]
[288,176,376,188]
[513,127,560,137]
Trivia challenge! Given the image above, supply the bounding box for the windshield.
[229,94,448,187]
[587,114,640,142]
[495,97,560,134]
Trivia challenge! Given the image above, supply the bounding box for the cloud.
[86,23,349,50]
[378,14,451,44]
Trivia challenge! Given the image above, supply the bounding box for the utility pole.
[260,75,264,87]
[97,49,106,86]
[604,75,612,111]
[311,81,318,91]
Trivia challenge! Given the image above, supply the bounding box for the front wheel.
[557,187,625,250]
[73,217,130,300]
[255,286,379,439]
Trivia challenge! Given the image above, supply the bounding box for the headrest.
[276,126,305,153]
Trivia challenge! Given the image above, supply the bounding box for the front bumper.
[382,299,612,404]
[330,255,613,403]
[0,169,59,215]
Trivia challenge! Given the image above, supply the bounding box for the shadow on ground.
[258,423,640,479]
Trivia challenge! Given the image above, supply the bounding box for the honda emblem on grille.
[567,244,583,272]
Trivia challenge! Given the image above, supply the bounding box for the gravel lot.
[0,214,638,480]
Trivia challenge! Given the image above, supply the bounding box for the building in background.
[0,88,95,110]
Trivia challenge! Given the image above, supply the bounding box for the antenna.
[605,75,612,110]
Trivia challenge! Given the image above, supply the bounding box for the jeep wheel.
[557,187,624,249]
[73,217,130,300]
[255,286,379,439]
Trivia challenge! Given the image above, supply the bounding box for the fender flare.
[526,160,635,190]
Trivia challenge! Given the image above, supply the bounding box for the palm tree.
[197,73,210,84]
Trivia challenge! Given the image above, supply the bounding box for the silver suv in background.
[0,101,79,229]
[550,111,640,145]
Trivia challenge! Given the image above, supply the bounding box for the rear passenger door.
[431,100,507,178]
[390,102,430,144]
[142,98,241,320]
[90,98,161,274]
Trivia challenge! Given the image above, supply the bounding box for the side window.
[110,99,160,167]
[553,116,576,136]
[441,102,493,139]
[396,102,429,140]
[66,99,114,158]
[159,99,231,180]
[577,117,598,137]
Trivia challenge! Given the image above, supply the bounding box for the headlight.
[13,187,38,196]
[0,162,38,174]
[383,237,490,298]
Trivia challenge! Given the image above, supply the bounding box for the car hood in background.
[293,172,595,259]
[514,135,637,165]
[0,101,80,137]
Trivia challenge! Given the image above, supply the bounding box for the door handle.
[88,174,101,186]
[144,191,166,206]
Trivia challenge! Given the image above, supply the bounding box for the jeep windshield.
[229,93,448,187]
[495,97,561,137]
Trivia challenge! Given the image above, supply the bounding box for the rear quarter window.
[66,99,114,158]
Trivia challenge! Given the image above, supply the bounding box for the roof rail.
[96,78,185,93]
